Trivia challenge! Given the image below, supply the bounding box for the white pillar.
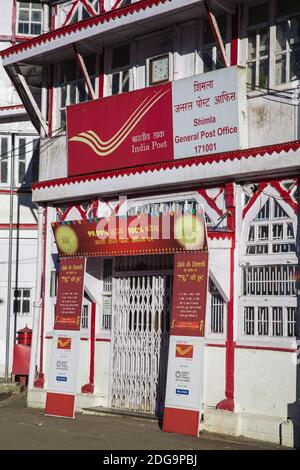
[28,206,44,389]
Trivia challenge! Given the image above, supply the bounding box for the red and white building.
[1,0,300,446]
[0,1,41,376]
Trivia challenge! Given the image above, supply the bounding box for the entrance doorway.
[110,255,173,416]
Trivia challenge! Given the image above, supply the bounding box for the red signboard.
[171,252,208,337]
[54,257,86,330]
[67,82,173,176]
[52,211,207,258]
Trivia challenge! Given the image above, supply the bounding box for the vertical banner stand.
[163,252,208,436]
[45,257,86,419]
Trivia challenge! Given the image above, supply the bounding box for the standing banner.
[45,257,86,418]
[163,252,208,436]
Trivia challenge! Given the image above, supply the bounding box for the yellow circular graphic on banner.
[174,214,205,250]
[55,225,79,255]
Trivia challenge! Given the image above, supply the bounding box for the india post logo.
[176,344,194,359]
[57,337,72,350]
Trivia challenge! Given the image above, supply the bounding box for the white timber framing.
[73,44,97,101]
[6,64,48,135]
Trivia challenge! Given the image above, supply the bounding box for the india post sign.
[54,257,86,330]
[67,66,247,176]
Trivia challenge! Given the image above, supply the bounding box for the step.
[83,406,160,422]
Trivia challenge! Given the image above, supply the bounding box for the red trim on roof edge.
[0,0,172,60]
[0,104,24,111]
[32,140,300,191]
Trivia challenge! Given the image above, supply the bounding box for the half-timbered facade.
[1,0,299,446]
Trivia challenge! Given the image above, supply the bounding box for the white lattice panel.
[111,274,172,415]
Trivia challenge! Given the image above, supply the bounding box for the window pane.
[112,73,120,95]
[19,10,29,21]
[112,45,130,69]
[287,307,297,337]
[290,48,300,81]
[70,83,77,104]
[31,10,41,22]
[258,307,269,335]
[287,223,294,238]
[290,16,300,46]
[244,307,255,335]
[275,53,286,84]
[19,161,26,183]
[18,22,29,34]
[258,225,269,240]
[259,59,269,88]
[22,299,30,314]
[276,23,287,51]
[248,32,256,59]
[247,61,256,90]
[272,223,283,239]
[259,28,269,56]
[249,2,268,26]
[19,138,26,161]
[122,70,130,93]
[272,307,283,336]
[31,23,41,35]
[248,226,255,241]
[276,0,300,17]
[203,47,214,73]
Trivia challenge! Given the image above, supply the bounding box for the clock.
[149,55,169,85]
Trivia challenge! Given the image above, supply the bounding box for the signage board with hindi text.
[67,66,247,177]
[54,257,86,330]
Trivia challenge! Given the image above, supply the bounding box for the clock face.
[150,56,169,84]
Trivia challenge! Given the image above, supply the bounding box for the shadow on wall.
[287,181,300,449]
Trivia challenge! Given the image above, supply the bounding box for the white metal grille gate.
[110,274,172,415]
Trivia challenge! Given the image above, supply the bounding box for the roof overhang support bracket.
[74,44,97,101]
[6,64,48,135]
[204,0,229,68]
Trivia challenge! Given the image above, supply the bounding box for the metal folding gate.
[110,273,172,415]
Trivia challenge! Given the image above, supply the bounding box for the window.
[202,14,227,72]
[111,45,130,95]
[50,271,58,298]
[245,0,300,89]
[243,305,297,337]
[13,289,31,316]
[102,259,113,330]
[243,265,297,296]
[59,55,97,127]
[275,0,300,84]
[81,305,89,329]
[17,1,42,36]
[245,198,296,255]
[209,280,225,334]
[0,137,8,184]
[246,2,269,90]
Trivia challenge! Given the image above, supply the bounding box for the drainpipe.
[28,206,44,389]
[4,133,15,382]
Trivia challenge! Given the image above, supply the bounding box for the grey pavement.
[0,393,289,450]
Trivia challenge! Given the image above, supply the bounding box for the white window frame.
[17,1,43,37]
[242,0,300,93]
[239,184,298,348]
[0,136,10,185]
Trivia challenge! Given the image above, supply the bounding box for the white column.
[28,206,44,389]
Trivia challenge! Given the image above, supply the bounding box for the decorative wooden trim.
[32,140,300,192]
